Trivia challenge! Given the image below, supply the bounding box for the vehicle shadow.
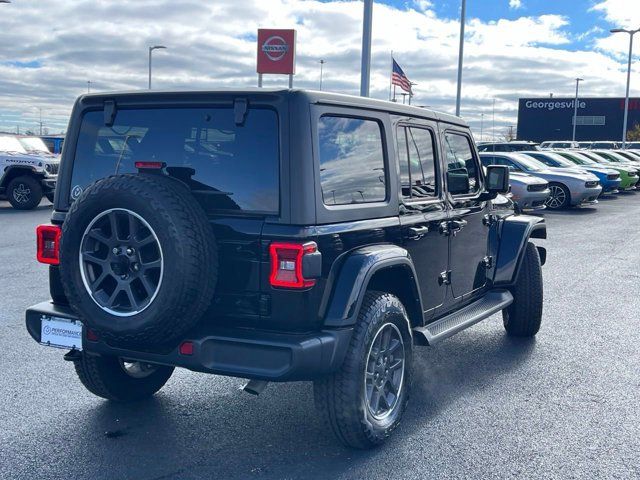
[0,201,52,214]
[49,326,536,479]
[543,206,599,216]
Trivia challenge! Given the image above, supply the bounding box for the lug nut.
[132,263,140,272]
[112,247,120,255]
[126,247,135,255]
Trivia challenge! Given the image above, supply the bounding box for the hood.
[0,152,45,164]
[548,166,593,177]
[538,168,599,182]
[581,166,618,175]
[510,172,546,185]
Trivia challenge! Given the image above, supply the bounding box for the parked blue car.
[521,150,621,194]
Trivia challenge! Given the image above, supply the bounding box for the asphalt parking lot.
[1,196,639,480]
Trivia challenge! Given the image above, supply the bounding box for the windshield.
[18,137,51,153]
[71,107,280,214]
[559,152,596,165]
[513,155,546,172]
[0,136,28,154]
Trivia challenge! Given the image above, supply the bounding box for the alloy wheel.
[79,208,163,317]
[546,185,566,209]
[12,183,31,204]
[364,322,405,420]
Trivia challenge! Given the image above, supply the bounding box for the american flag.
[391,59,411,93]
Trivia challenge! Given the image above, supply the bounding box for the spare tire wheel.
[59,174,218,346]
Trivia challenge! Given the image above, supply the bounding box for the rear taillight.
[269,242,318,289]
[36,224,61,265]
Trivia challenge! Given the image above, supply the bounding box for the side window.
[444,132,481,195]
[318,116,386,206]
[397,126,438,199]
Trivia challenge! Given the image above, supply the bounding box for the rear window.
[318,116,386,206]
[70,107,279,214]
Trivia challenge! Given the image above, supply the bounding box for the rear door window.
[318,116,386,205]
[397,126,438,199]
[71,107,280,214]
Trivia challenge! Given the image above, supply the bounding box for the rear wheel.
[7,176,43,210]
[545,183,570,209]
[314,291,412,449]
[503,242,543,337]
[74,352,174,401]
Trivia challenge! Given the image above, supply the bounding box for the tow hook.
[63,349,83,362]
[241,379,269,396]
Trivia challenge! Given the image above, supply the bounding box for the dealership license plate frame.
[40,315,83,351]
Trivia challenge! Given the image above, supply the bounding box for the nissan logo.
[261,36,289,61]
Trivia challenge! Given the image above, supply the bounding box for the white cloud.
[590,0,640,27]
[509,0,523,10]
[0,0,637,140]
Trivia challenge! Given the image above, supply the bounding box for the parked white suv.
[0,135,59,209]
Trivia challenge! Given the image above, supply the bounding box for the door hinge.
[482,256,494,269]
[438,270,451,286]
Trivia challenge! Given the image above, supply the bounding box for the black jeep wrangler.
[27,89,546,449]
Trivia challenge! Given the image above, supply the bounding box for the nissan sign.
[257,29,296,75]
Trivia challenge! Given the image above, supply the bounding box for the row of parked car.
[0,134,61,210]
[477,140,640,210]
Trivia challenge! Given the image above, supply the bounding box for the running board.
[413,289,513,346]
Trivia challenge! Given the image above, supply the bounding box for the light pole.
[480,113,484,141]
[87,80,92,93]
[148,45,167,89]
[572,77,583,143]
[319,59,325,91]
[360,0,373,97]
[409,81,417,105]
[455,0,466,117]
[610,27,640,148]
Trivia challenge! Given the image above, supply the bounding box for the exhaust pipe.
[242,379,269,396]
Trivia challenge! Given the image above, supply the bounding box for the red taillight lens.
[269,242,317,289]
[36,224,61,265]
[134,161,164,169]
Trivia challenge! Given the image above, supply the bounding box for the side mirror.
[485,165,510,194]
[446,168,470,195]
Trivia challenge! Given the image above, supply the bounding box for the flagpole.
[393,85,396,102]
[389,51,393,101]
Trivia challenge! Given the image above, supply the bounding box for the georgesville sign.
[257,29,296,75]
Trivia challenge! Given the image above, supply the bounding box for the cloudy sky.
[0,0,638,138]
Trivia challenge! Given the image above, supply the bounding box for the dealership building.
[517,97,640,142]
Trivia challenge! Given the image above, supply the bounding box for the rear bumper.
[26,301,352,382]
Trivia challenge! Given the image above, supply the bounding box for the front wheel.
[7,176,43,210]
[74,353,174,401]
[503,242,543,337]
[314,291,413,449]
[545,183,570,210]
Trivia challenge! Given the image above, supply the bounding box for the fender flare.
[321,244,423,328]
[0,165,40,188]
[493,214,546,286]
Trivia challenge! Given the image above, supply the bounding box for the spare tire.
[59,174,218,346]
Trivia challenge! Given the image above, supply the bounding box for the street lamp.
[319,59,325,91]
[610,27,640,148]
[480,113,484,141]
[360,0,373,97]
[148,45,167,89]
[455,0,466,116]
[572,78,583,143]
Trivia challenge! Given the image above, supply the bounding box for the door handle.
[408,226,429,239]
